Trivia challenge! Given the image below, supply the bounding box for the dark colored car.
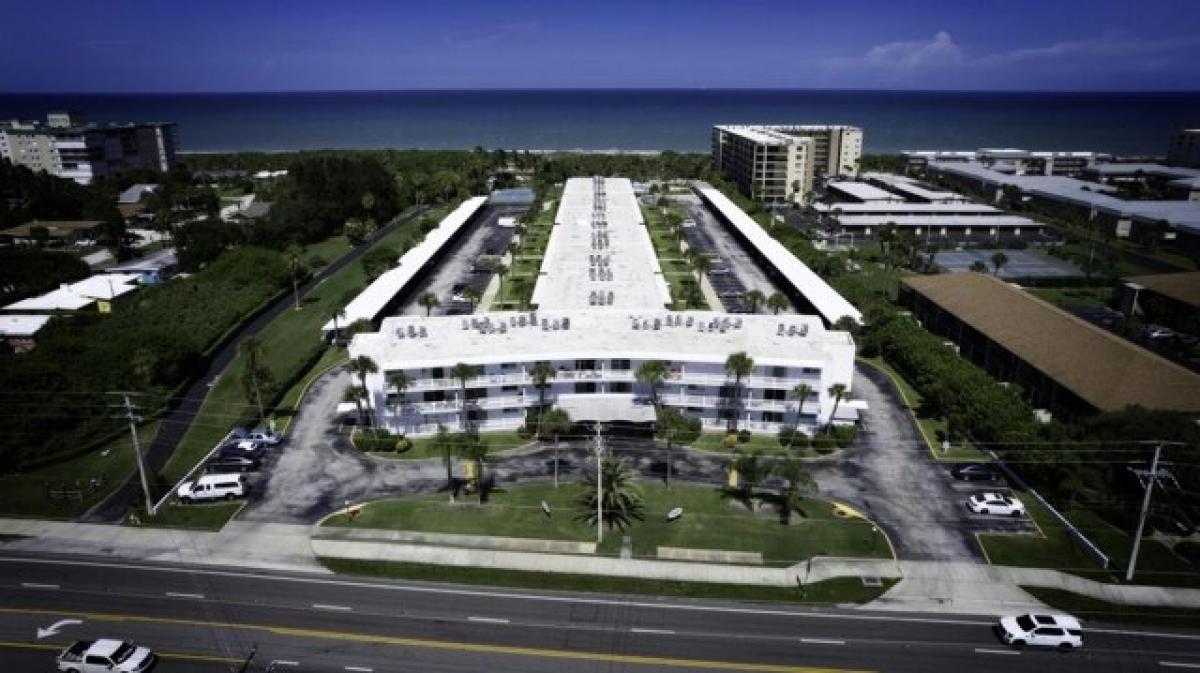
[218,444,263,460]
[952,463,999,481]
[205,456,260,473]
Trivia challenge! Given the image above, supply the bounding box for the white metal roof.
[530,177,672,311]
[118,183,158,204]
[835,214,1040,228]
[826,181,903,202]
[107,248,178,274]
[3,288,94,311]
[352,310,852,370]
[0,314,51,337]
[68,273,142,300]
[322,196,488,332]
[813,202,999,215]
[697,188,862,325]
[861,172,967,203]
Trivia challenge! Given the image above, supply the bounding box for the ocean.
[0,90,1196,156]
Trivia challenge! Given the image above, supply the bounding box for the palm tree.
[385,370,410,420]
[528,361,556,434]
[459,431,489,503]
[418,291,440,317]
[430,424,456,501]
[655,405,699,489]
[969,260,989,274]
[286,245,305,311]
[991,251,1009,277]
[826,383,848,433]
[766,291,789,314]
[539,407,573,488]
[634,359,670,406]
[450,362,480,430]
[323,306,347,344]
[462,287,480,313]
[773,458,815,524]
[495,263,509,303]
[348,355,379,427]
[732,451,765,509]
[239,336,270,421]
[744,289,765,313]
[577,456,644,532]
[723,351,755,433]
[789,383,813,437]
[690,251,711,284]
[343,385,367,428]
[681,281,703,309]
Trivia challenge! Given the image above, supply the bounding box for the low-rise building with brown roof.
[900,272,1200,417]
[1119,271,1200,334]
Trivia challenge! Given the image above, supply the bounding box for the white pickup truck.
[57,639,155,673]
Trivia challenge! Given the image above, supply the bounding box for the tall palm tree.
[577,456,644,532]
[239,336,269,421]
[450,362,480,430]
[826,383,848,434]
[348,355,379,427]
[634,359,670,406]
[430,424,456,501]
[529,361,556,433]
[732,451,765,509]
[681,281,703,309]
[539,407,573,488]
[723,351,755,433]
[386,370,410,421]
[766,291,789,315]
[462,287,480,313]
[690,251,711,284]
[285,245,305,311]
[773,458,815,524]
[495,263,509,303]
[343,386,367,428]
[744,289,765,313]
[418,291,440,317]
[991,251,1009,277]
[323,306,347,344]
[459,431,489,503]
[655,405,699,490]
[789,383,813,437]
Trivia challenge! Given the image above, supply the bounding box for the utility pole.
[1127,441,1164,582]
[115,393,156,517]
[594,423,605,544]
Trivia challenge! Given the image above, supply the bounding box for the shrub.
[811,434,838,454]
[737,429,752,443]
[394,437,412,453]
[832,425,859,448]
[307,253,328,269]
[721,434,739,450]
[777,427,795,448]
[516,425,534,440]
[353,428,395,452]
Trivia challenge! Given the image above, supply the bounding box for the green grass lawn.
[127,501,244,531]
[323,483,892,566]
[374,430,531,460]
[1028,286,1114,310]
[0,421,160,519]
[687,430,810,457]
[1020,586,1200,630]
[162,207,437,485]
[273,346,348,434]
[321,558,897,605]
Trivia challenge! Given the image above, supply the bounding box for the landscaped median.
[311,482,898,602]
[354,429,532,460]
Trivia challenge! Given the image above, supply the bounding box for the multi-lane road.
[0,553,1197,672]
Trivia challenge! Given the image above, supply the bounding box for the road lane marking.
[1160,663,1200,669]
[631,627,675,635]
[0,640,241,664]
[166,592,205,599]
[468,616,510,624]
[344,667,373,672]
[0,606,873,673]
[20,582,59,589]
[312,603,353,611]
[800,638,846,645]
[272,662,300,667]
[974,648,1019,656]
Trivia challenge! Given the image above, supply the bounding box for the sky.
[2,0,1199,92]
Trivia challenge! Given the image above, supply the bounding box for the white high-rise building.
[347,177,859,437]
[0,112,177,185]
[712,125,863,204]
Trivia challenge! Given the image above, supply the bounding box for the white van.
[177,474,247,503]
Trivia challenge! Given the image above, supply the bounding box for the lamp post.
[594,422,605,544]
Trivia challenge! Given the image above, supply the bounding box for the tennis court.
[935,249,1080,278]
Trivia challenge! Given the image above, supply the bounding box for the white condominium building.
[0,112,177,185]
[348,177,858,437]
[712,125,863,204]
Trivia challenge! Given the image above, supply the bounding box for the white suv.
[998,613,1083,650]
[967,492,1026,517]
[245,431,280,446]
[177,474,246,503]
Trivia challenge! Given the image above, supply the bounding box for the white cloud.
[858,31,964,71]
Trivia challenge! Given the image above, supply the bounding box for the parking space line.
[1160,662,1200,669]
[974,648,1019,656]
[271,662,300,668]
[799,638,845,645]
[166,592,205,599]
[631,627,675,635]
[312,603,353,611]
[20,583,59,590]
[468,616,510,624]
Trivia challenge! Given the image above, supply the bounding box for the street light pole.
[594,422,605,544]
[1126,442,1163,582]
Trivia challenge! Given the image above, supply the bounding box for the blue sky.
[3,0,1199,91]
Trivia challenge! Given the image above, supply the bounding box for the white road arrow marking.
[37,619,83,639]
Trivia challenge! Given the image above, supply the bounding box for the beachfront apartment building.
[712,125,863,205]
[348,177,858,437]
[1169,129,1200,169]
[0,112,177,185]
[901,149,1109,177]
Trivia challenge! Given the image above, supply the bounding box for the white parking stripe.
[271,662,299,668]
[1160,663,1200,670]
[344,667,373,672]
[166,592,204,599]
[20,582,59,589]
[312,603,353,611]
[975,648,1020,656]
[468,616,510,624]
[800,638,845,645]
[631,627,675,635]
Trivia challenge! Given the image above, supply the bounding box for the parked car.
[205,456,260,473]
[997,613,1083,650]
[177,474,247,503]
[245,431,280,446]
[228,427,250,440]
[219,443,262,458]
[967,492,1026,517]
[57,639,155,672]
[236,439,263,451]
[952,463,998,481]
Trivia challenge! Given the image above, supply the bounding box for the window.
[86,656,110,665]
[466,388,488,400]
[575,382,597,393]
[501,385,518,393]
[576,359,596,370]
[423,391,446,402]
[771,366,787,378]
[610,359,631,370]
[801,367,820,375]
[764,389,786,401]
[609,382,631,393]
[430,367,444,379]
[762,412,784,423]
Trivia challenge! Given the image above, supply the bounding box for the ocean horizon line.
[5,87,1200,96]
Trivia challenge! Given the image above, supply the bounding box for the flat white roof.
[68,273,142,300]
[3,288,94,311]
[827,181,903,202]
[836,214,1040,228]
[862,172,967,203]
[118,183,158,204]
[0,314,52,337]
[353,310,853,370]
[696,187,862,325]
[813,202,1000,215]
[530,177,672,311]
[323,197,488,331]
[107,248,177,274]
